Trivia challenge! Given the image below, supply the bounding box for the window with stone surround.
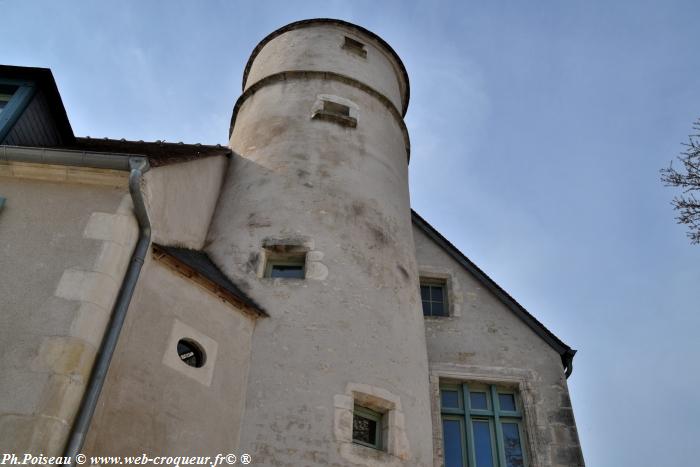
[440,383,527,467]
[334,383,411,465]
[262,244,307,280]
[352,405,384,450]
[0,79,35,141]
[420,278,448,317]
[311,94,358,128]
[342,36,367,58]
[265,257,306,279]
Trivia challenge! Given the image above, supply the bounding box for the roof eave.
[152,244,267,318]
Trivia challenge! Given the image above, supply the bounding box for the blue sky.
[4,1,700,465]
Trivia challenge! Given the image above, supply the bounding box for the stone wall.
[206,21,434,466]
[83,256,256,456]
[413,225,585,467]
[0,170,135,455]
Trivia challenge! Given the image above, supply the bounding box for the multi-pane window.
[352,405,383,450]
[441,383,527,467]
[420,280,448,317]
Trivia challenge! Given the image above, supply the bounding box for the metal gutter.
[1,144,137,170]
[0,145,151,461]
[563,349,576,379]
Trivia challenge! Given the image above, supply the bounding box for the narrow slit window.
[323,100,350,117]
[269,263,305,279]
[264,251,306,279]
[440,384,528,467]
[343,36,367,58]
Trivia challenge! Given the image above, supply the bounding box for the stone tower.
[205,19,434,465]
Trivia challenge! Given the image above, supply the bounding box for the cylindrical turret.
[206,19,433,466]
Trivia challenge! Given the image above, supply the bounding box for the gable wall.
[83,254,256,456]
[412,224,585,467]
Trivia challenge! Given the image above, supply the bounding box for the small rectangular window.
[420,279,448,317]
[343,36,367,58]
[352,405,383,450]
[269,263,304,279]
[265,256,306,279]
[312,98,357,128]
[323,100,350,117]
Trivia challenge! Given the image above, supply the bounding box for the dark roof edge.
[241,18,410,116]
[70,137,232,167]
[153,244,267,317]
[411,210,577,375]
[0,65,74,144]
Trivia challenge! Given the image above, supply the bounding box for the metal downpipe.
[563,349,576,379]
[63,158,151,464]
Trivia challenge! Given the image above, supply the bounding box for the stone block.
[55,269,119,310]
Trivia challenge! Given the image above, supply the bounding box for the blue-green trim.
[440,384,527,467]
[0,196,5,211]
[463,383,477,467]
[0,78,37,142]
[442,414,468,467]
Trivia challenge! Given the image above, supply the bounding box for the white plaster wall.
[245,24,407,114]
[413,225,585,467]
[144,155,228,249]
[83,256,255,456]
[0,175,135,455]
[206,24,433,466]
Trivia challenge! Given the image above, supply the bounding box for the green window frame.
[0,78,36,142]
[440,383,527,467]
[420,278,448,317]
[0,197,5,211]
[352,405,383,450]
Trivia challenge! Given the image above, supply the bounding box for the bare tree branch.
[661,118,700,244]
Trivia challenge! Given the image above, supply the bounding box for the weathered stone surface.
[0,176,129,454]
[415,224,585,466]
[0,19,584,467]
[206,21,433,467]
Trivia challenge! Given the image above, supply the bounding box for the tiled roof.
[68,137,231,167]
[153,244,266,317]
